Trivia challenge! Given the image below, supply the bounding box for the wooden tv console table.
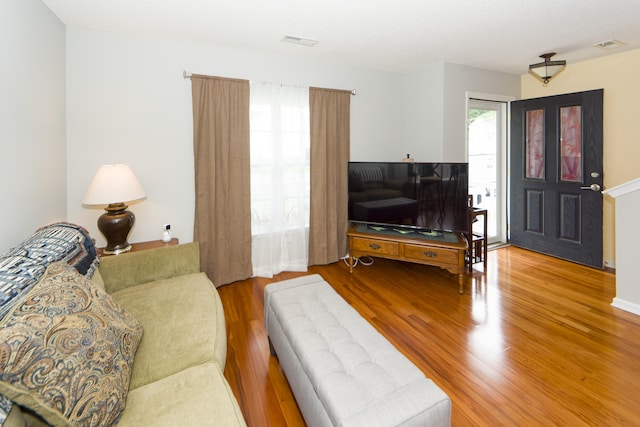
[347,223,467,293]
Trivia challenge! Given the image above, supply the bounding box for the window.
[249,83,310,277]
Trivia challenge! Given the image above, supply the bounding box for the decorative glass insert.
[526,109,544,179]
[560,106,582,182]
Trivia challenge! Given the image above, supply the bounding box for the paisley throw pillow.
[0,262,143,427]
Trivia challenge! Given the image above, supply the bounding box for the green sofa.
[1,238,246,426]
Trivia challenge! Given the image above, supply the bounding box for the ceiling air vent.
[281,35,319,47]
[593,39,626,50]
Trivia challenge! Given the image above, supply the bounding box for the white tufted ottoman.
[264,274,451,427]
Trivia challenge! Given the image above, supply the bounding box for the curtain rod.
[183,70,356,95]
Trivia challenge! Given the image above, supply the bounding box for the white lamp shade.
[82,164,146,206]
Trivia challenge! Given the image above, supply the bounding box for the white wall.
[0,0,67,253]
[605,179,640,315]
[443,63,520,161]
[65,28,404,246]
[401,62,519,162]
[402,62,445,161]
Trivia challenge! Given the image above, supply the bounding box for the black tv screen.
[348,162,469,234]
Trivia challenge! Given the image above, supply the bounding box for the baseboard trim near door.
[612,298,640,317]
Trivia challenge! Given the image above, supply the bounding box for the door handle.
[580,183,602,192]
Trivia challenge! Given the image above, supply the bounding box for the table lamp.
[82,164,146,255]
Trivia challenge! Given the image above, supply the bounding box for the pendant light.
[528,53,566,86]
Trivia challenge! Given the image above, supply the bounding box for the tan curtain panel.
[308,87,351,265]
[191,75,252,286]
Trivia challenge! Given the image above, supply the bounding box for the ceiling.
[41,0,640,74]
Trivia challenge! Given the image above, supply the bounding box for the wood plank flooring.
[217,246,640,426]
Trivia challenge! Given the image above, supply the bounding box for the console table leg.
[349,256,354,273]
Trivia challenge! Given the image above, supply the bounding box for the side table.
[98,238,179,257]
[467,207,487,271]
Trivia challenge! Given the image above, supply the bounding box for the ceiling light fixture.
[528,52,566,86]
[281,35,319,47]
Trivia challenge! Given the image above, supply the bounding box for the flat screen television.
[348,162,469,234]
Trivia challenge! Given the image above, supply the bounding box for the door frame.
[465,92,514,245]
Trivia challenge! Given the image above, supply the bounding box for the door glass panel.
[468,99,507,244]
[468,107,497,238]
[526,109,544,179]
[560,106,582,182]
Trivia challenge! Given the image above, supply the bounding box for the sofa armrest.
[99,242,201,294]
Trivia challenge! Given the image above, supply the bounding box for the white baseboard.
[611,298,640,316]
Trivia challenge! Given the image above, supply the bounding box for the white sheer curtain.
[250,82,310,278]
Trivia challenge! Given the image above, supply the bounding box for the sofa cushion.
[110,272,227,390]
[98,243,200,294]
[117,363,246,427]
[0,262,143,427]
[90,269,105,291]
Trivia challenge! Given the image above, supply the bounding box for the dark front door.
[510,89,603,268]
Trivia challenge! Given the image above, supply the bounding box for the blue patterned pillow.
[0,394,11,426]
[0,223,99,320]
[31,222,99,276]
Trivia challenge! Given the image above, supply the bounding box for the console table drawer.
[347,223,466,293]
[404,244,458,264]
[352,237,399,256]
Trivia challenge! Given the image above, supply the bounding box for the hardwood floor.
[217,246,640,426]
